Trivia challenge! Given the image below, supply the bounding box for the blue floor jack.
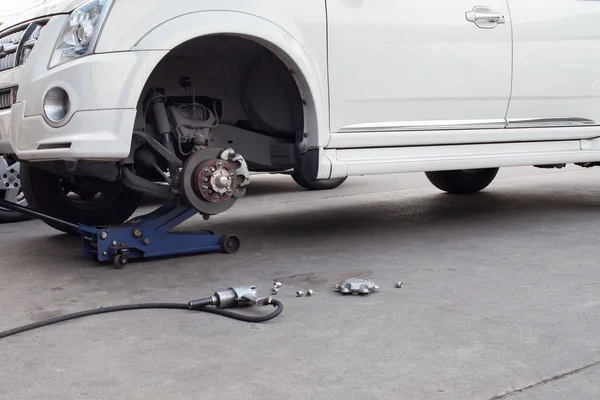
[0,198,240,268]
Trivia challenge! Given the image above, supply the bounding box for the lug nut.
[395,281,403,288]
[296,290,304,297]
[273,281,282,288]
[271,288,279,295]
[306,289,314,296]
[99,232,108,239]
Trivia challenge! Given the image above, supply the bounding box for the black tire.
[291,168,347,191]
[425,168,499,194]
[21,163,143,234]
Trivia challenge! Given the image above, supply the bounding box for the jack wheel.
[113,253,129,269]
[220,235,241,254]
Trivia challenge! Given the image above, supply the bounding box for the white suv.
[1,0,600,231]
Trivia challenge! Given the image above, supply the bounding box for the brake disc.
[180,148,246,215]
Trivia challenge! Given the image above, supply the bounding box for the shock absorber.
[144,89,179,184]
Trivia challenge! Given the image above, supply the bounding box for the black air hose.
[0,299,283,340]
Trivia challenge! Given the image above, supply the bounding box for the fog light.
[43,87,70,124]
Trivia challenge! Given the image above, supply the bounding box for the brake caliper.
[219,148,250,198]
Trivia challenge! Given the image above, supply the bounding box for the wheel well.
[134,35,313,172]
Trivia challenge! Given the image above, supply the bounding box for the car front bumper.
[0,15,166,161]
[0,102,137,160]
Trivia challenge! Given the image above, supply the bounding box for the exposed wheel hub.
[181,147,250,215]
[195,159,237,203]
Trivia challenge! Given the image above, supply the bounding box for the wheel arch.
[128,11,328,154]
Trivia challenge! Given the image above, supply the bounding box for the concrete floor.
[1,165,599,399]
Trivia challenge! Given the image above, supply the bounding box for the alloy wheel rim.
[0,157,27,210]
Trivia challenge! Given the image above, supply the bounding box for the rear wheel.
[20,163,143,234]
[425,168,499,194]
[291,168,347,191]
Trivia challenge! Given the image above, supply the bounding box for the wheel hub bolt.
[215,175,229,189]
[112,241,118,246]
[133,229,142,238]
[99,232,108,239]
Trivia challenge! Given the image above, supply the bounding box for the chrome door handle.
[466,6,506,29]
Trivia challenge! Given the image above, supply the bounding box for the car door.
[325,0,513,141]
[505,0,600,129]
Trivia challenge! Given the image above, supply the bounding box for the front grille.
[0,19,48,72]
[0,87,17,110]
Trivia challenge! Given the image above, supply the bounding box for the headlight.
[49,0,114,68]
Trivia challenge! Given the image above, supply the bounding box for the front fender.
[122,11,328,153]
